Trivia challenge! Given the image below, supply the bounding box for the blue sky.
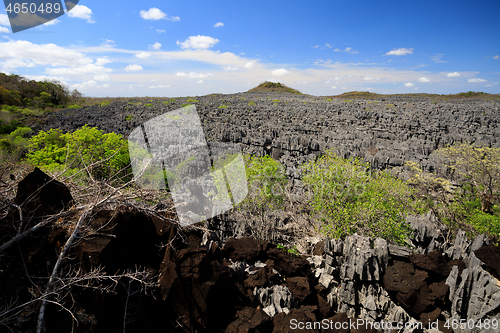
[0,0,499,97]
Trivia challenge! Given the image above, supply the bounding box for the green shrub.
[145,103,154,107]
[186,99,198,104]
[67,104,81,109]
[240,154,288,213]
[0,119,22,135]
[218,104,229,109]
[302,150,416,245]
[27,125,130,182]
[125,115,133,121]
[248,101,257,106]
[0,126,33,156]
[100,101,111,107]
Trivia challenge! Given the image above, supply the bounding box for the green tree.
[27,125,130,182]
[433,142,500,214]
[302,150,417,245]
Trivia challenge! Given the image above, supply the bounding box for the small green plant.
[67,104,81,109]
[385,104,395,108]
[344,100,353,103]
[125,115,133,121]
[100,101,111,107]
[248,101,257,106]
[145,103,154,107]
[186,99,199,104]
[218,104,229,109]
[277,244,300,256]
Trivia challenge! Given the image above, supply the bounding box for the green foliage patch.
[26,125,130,182]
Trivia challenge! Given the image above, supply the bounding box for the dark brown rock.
[474,245,500,281]
[409,249,450,276]
[273,305,318,333]
[225,307,272,333]
[267,247,311,277]
[14,167,74,219]
[223,237,268,262]
[286,276,312,303]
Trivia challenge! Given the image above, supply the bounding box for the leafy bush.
[0,119,22,135]
[67,104,81,109]
[0,126,33,157]
[186,99,198,104]
[100,101,111,107]
[302,150,417,245]
[27,125,130,182]
[248,101,257,106]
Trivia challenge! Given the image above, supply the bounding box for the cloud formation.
[125,64,143,71]
[386,47,413,56]
[271,68,290,76]
[140,8,179,21]
[468,78,486,83]
[149,42,162,50]
[67,5,95,23]
[175,72,213,79]
[214,22,224,28]
[417,77,430,82]
[404,82,415,87]
[177,35,219,50]
[447,72,460,77]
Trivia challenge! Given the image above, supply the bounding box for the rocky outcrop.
[1,170,499,332]
[42,93,500,190]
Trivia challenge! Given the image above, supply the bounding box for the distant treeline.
[0,73,82,108]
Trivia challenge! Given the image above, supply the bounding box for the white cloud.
[447,72,461,77]
[175,72,213,79]
[334,76,341,81]
[468,78,486,83]
[312,45,319,49]
[102,84,109,88]
[244,61,254,69]
[41,19,60,26]
[94,74,109,81]
[325,43,332,48]
[404,82,415,87]
[149,42,162,50]
[71,80,97,90]
[271,68,290,76]
[140,8,166,20]
[331,86,337,89]
[95,57,112,66]
[46,64,112,76]
[334,47,358,54]
[177,35,219,50]
[156,29,166,33]
[214,22,224,28]
[67,5,95,23]
[140,8,179,21]
[136,52,151,59]
[0,40,92,68]
[494,55,499,60]
[197,80,203,84]
[150,84,169,88]
[0,27,10,33]
[386,47,413,56]
[363,75,380,81]
[125,64,143,71]
[222,65,238,71]
[417,77,430,82]
[0,14,9,26]
[24,75,67,83]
